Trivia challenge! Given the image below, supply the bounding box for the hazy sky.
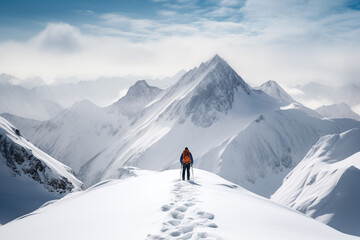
[0,0,359,87]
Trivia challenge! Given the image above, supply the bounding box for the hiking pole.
[180,164,182,180]
[191,165,194,181]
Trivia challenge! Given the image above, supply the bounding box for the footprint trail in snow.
[146,179,219,240]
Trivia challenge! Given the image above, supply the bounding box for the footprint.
[167,220,181,226]
[146,234,166,240]
[161,205,171,212]
[181,225,194,234]
[175,205,187,212]
[197,211,215,220]
[179,232,192,240]
[198,232,208,238]
[207,223,218,228]
[184,202,194,207]
[170,231,181,237]
[171,210,184,220]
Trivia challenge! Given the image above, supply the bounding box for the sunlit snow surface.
[3,56,360,201]
[272,128,360,236]
[0,168,358,240]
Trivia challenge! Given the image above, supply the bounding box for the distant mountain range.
[4,55,359,195]
[0,72,185,121]
[2,55,360,235]
[295,81,360,115]
[315,102,360,120]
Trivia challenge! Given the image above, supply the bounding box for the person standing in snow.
[180,147,193,180]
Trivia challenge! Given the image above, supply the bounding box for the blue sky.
[0,0,249,41]
[0,0,160,40]
[0,0,360,91]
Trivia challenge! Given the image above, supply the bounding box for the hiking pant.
[182,163,191,180]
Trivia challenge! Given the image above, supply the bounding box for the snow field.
[1,169,357,240]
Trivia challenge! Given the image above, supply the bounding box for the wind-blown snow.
[0,168,356,240]
[272,128,360,236]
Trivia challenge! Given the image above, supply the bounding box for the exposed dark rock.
[0,133,74,194]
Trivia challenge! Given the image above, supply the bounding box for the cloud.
[0,0,359,88]
[31,22,82,53]
[205,7,238,17]
[281,86,305,97]
[157,10,178,17]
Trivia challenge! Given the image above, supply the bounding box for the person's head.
[185,147,188,150]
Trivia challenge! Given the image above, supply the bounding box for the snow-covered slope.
[272,128,360,236]
[78,54,284,186]
[255,80,294,103]
[0,168,356,240]
[255,80,321,118]
[0,82,63,121]
[4,55,358,198]
[0,116,83,224]
[8,100,129,172]
[197,109,360,197]
[108,80,162,118]
[1,80,162,173]
[315,102,360,120]
[4,55,282,187]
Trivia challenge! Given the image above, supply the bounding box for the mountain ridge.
[1,55,349,197]
[272,128,360,236]
[0,116,82,224]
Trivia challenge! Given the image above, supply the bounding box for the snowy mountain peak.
[201,54,233,75]
[167,54,252,127]
[256,80,294,102]
[110,80,162,117]
[64,99,101,117]
[124,80,161,101]
[315,102,360,120]
[207,53,225,65]
[180,55,251,127]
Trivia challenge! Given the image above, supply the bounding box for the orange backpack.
[183,149,191,164]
